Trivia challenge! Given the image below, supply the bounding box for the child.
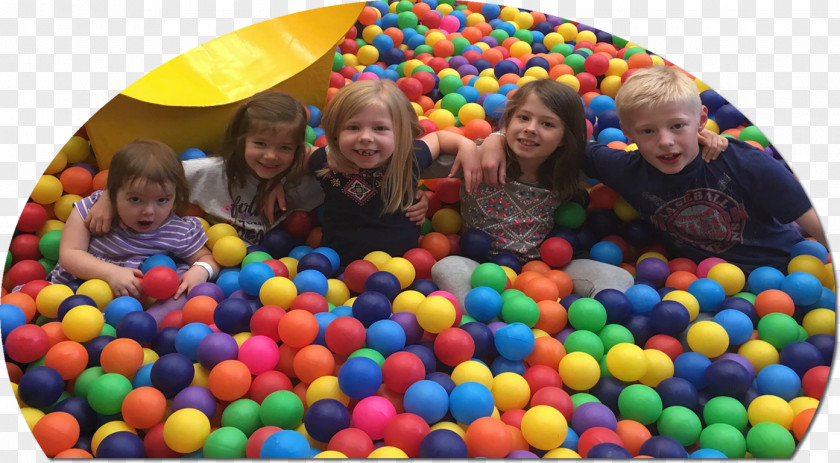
[311,79,480,266]
[484,66,825,273]
[50,139,220,299]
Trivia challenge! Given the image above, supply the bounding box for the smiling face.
[504,93,566,178]
[115,179,176,233]
[621,100,709,175]
[243,124,299,179]
[336,103,396,170]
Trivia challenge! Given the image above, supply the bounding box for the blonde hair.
[219,91,309,219]
[615,66,702,122]
[107,139,190,216]
[320,79,423,214]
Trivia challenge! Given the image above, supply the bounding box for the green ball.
[26,356,46,370]
[354,38,366,49]
[733,291,756,303]
[411,65,435,76]
[395,62,408,78]
[459,314,476,326]
[622,46,647,60]
[221,398,262,436]
[554,201,586,228]
[99,323,116,338]
[396,11,418,29]
[203,426,248,458]
[470,263,508,293]
[348,348,386,367]
[5,252,11,272]
[567,298,607,332]
[39,229,62,261]
[489,29,510,44]
[550,43,573,57]
[757,312,800,349]
[563,330,605,360]
[87,372,132,415]
[259,390,304,430]
[439,75,464,96]
[657,406,702,446]
[34,315,49,326]
[38,258,56,274]
[513,29,533,44]
[501,295,540,327]
[242,251,273,267]
[698,422,747,458]
[420,218,433,235]
[438,0,456,6]
[598,324,635,351]
[612,36,629,48]
[501,288,526,302]
[415,25,429,35]
[305,125,316,145]
[702,396,748,430]
[570,393,600,409]
[332,52,344,71]
[414,44,434,56]
[746,422,795,458]
[561,53,586,74]
[452,37,470,55]
[737,125,770,148]
[617,384,663,425]
[797,324,809,341]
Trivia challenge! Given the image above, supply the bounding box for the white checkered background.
[1,0,838,461]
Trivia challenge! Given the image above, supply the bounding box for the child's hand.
[327,151,360,174]
[479,133,507,187]
[449,143,481,194]
[699,129,729,162]
[407,190,429,225]
[263,185,288,224]
[85,193,114,235]
[174,265,209,299]
[105,267,144,299]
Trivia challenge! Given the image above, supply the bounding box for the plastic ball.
[567,297,607,332]
[404,379,450,425]
[151,352,195,398]
[686,320,729,357]
[780,271,822,306]
[558,351,600,391]
[337,356,382,399]
[493,322,535,361]
[539,237,573,268]
[434,327,475,366]
[746,422,795,458]
[62,304,104,342]
[638,435,688,458]
[87,372,133,415]
[303,399,351,443]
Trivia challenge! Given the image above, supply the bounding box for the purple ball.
[447,56,468,69]
[172,385,217,418]
[554,327,574,344]
[390,311,423,345]
[457,64,479,77]
[635,257,671,288]
[188,282,225,302]
[196,331,239,370]
[508,450,539,458]
[145,296,187,326]
[717,353,755,378]
[479,36,498,48]
[404,344,436,374]
[571,401,617,434]
[486,321,506,335]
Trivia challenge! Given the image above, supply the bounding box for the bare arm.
[479,132,507,187]
[174,245,220,299]
[59,208,143,298]
[421,131,481,193]
[263,145,320,222]
[794,208,827,246]
[406,189,429,225]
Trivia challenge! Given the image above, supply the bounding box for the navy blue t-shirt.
[310,140,433,266]
[584,139,811,272]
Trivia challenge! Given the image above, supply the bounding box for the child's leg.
[561,258,635,297]
[430,255,480,309]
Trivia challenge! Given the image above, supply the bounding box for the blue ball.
[260,430,310,459]
[151,326,179,357]
[482,92,507,119]
[525,56,550,71]
[293,269,329,296]
[303,399,351,443]
[460,321,496,359]
[656,377,699,410]
[174,322,213,361]
[305,104,322,127]
[371,34,394,54]
[699,89,727,114]
[806,333,835,365]
[132,363,154,388]
[639,435,689,458]
[297,252,334,278]
[151,352,195,397]
[590,377,625,412]
[408,278,438,295]
[352,291,393,328]
[674,352,712,390]
[623,313,654,346]
[717,296,757,325]
[364,271,402,301]
[0,303,27,340]
[704,359,752,399]
[455,85,480,103]
[96,431,145,458]
[57,294,98,321]
[464,286,503,322]
[589,241,623,266]
[403,344,436,374]
[493,322,535,361]
[313,311,338,347]
[449,381,494,425]
[790,240,829,263]
[803,286,836,314]
[216,269,241,297]
[103,296,143,327]
[141,254,177,274]
[115,310,158,345]
[261,229,297,258]
[480,2,501,20]
[746,266,785,294]
[597,109,621,130]
[490,356,526,376]
[779,340,825,376]
[179,148,206,161]
[713,104,748,131]
[755,364,801,401]
[495,21,516,37]
[419,429,468,458]
[649,300,690,336]
[687,278,727,313]
[588,443,632,458]
[625,284,661,315]
[690,448,729,458]
[459,229,492,261]
[238,262,275,296]
[493,59,521,79]
[404,379,450,424]
[713,309,754,345]
[490,252,522,273]
[337,356,382,399]
[83,335,114,368]
[498,83,520,96]
[53,396,98,435]
[594,288,632,324]
[365,319,406,357]
[780,271,822,306]
[330,305,353,318]
[588,95,616,117]
[288,245,313,261]
[382,48,406,66]
[213,298,253,334]
[313,247,341,275]
[17,366,65,408]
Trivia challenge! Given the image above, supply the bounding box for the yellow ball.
[326,279,350,307]
[362,25,382,44]
[163,408,211,454]
[748,395,794,429]
[705,118,720,134]
[381,257,416,289]
[36,283,74,318]
[364,251,391,269]
[431,207,462,234]
[650,55,665,66]
[686,321,729,358]
[437,68,460,79]
[556,23,578,42]
[307,375,350,406]
[788,254,827,280]
[694,79,712,93]
[31,175,64,205]
[516,76,538,87]
[707,262,746,296]
[392,290,426,313]
[233,332,252,347]
[191,364,210,387]
[259,276,298,309]
[499,6,519,21]
[613,197,641,222]
[558,351,600,391]
[638,348,674,387]
[473,76,500,94]
[606,58,629,77]
[205,223,238,249]
[315,450,347,458]
[416,295,456,333]
[53,194,82,222]
[737,339,779,374]
[425,31,446,46]
[555,74,580,93]
[452,360,494,388]
[521,405,568,450]
[279,257,298,278]
[509,41,532,59]
[501,266,518,285]
[491,372,530,411]
[523,66,549,79]
[341,53,359,68]
[663,290,700,321]
[430,420,466,438]
[802,308,835,336]
[789,396,820,416]
[513,11,534,29]
[44,151,68,175]
[212,235,247,267]
[91,421,136,456]
[435,3,453,15]
[37,219,65,238]
[76,278,114,310]
[21,407,44,431]
[636,252,667,264]
[62,304,104,342]
[605,343,647,382]
[466,13,486,28]
[356,45,380,66]
[821,262,834,289]
[142,348,159,365]
[60,136,92,163]
[544,448,581,458]
[368,446,408,458]
[576,30,597,44]
[543,32,565,50]
[412,103,424,117]
[403,59,424,76]
[428,109,456,129]
[458,103,486,125]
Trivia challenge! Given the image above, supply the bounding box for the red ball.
[248,370,293,404]
[281,211,314,238]
[143,423,181,458]
[383,413,430,457]
[644,334,684,361]
[10,233,42,262]
[802,365,830,400]
[325,316,366,356]
[159,310,184,329]
[290,292,329,314]
[403,247,436,280]
[433,177,461,204]
[263,259,289,278]
[17,203,48,233]
[539,238,573,268]
[584,53,610,76]
[522,364,562,396]
[412,71,437,94]
[7,259,47,288]
[329,71,346,89]
[141,266,179,300]
[340,65,359,80]
[420,10,442,29]
[328,427,374,458]
[668,257,698,274]
[339,38,358,55]
[577,427,624,458]
[245,426,282,459]
[530,386,574,421]
[382,351,426,393]
[398,77,424,102]
[423,190,443,219]
[249,305,285,341]
[343,259,379,294]
[576,71,598,95]
[419,118,439,136]
[433,327,475,366]
[19,279,51,300]
[4,324,49,363]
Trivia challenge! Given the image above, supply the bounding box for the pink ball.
[428,290,462,326]
[440,15,460,33]
[352,396,397,440]
[696,257,727,279]
[237,335,280,375]
[356,71,381,81]
[141,266,179,300]
[506,57,524,69]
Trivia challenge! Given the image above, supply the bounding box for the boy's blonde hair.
[107,139,190,216]
[615,66,702,122]
[320,79,423,214]
[220,90,309,219]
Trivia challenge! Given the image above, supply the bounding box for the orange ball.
[513,271,543,292]
[277,344,300,379]
[543,270,574,298]
[588,183,620,210]
[357,6,380,26]
[616,419,652,456]
[181,295,218,326]
[522,276,560,302]
[507,424,530,452]
[420,232,451,261]
[292,344,335,384]
[462,118,492,140]
[525,336,566,369]
[2,292,37,322]
[465,417,513,458]
[754,289,795,317]
[121,386,167,429]
[792,408,817,441]
[664,270,698,291]
[54,449,94,458]
[208,359,252,401]
[461,26,483,43]
[32,411,80,457]
[627,52,653,69]
[58,166,93,195]
[521,260,551,274]
[41,321,70,348]
[277,309,319,348]
[44,341,89,380]
[91,170,108,191]
[533,300,568,335]
[498,73,520,86]
[99,338,144,378]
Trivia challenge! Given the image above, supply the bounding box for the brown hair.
[107,139,190,215]
[615,65,702,122]
[220,91,309,219]
[502,78,587,201]
[320,79,423,214]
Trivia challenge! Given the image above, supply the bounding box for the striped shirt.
[49,190,208,285]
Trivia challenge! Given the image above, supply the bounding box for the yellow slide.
[85,3,365,170]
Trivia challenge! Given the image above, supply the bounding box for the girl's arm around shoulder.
[478,132,507,187]
[421,131,481,193]
[84,190,113,235]
[263,145,321,223]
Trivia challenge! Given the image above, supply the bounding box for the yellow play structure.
[84,3,365,170]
